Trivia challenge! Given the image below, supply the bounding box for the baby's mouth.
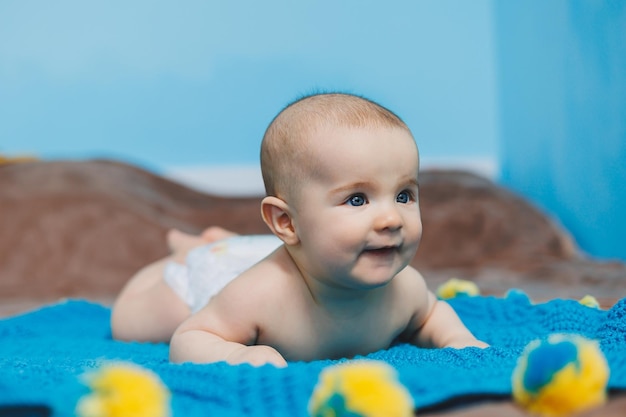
[363,246,400,257]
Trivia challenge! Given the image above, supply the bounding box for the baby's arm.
[169,282,287,367]
[414,292,488,349]
[398,269,487,349]
[170,328,287,367]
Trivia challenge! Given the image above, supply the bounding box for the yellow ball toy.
[76,362,171,417]
[308,360,414,417]
[436,278,480,300]
[512,334,609,417]
[579,295,600,309]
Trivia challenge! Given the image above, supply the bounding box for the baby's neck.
[304,277,388,318]
[311,283,384,307]
[278,245,390,315]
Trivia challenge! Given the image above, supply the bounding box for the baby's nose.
[374,204,403,231]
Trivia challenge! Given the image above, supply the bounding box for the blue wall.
[0,0,497,172]
[495,1,626,260]
[3,1,625,261]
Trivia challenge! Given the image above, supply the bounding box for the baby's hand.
[445,337,489,349]
[225,345,288,368]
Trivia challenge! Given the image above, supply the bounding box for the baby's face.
[289,125,422,290]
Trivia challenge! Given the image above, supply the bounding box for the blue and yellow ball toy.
[76,362,171,417]
[578,295,600,309]
[308,360,414,417]
[512,334,609,417]
[436,278,480,300]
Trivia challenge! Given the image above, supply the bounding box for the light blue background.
[1,1,624,261]
[495,2,626,261]
[0,0,497,170]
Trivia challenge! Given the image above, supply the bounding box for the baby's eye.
[346,194,367,207]
[396,191,412,204]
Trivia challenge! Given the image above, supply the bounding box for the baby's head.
[260,92,422,289]
[260,93,415,205]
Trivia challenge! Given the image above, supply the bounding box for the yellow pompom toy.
[512,334,609,417]
[76,362,171,417]
[436,278,480,300]
[578,295,600,309]
[308,360,414,417]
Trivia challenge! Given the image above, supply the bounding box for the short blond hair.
[260,93,411,200]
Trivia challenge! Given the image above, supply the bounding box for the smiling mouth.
[363,246,399,256]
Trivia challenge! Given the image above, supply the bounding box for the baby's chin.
[352,260,407,288]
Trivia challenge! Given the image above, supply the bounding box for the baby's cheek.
[406,221,423,246]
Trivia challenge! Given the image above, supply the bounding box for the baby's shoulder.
[228,247,297,296]
[393,265,427,292]
[390,266,433,317]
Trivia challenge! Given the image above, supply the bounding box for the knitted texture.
[1,294,626,416]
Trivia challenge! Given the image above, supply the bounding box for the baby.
[111,93,487,367]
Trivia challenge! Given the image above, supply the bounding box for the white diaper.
[164,234,283,313]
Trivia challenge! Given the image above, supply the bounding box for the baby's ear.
[261,196,299,245]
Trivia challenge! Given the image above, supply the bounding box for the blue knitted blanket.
[2,293,626,416]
